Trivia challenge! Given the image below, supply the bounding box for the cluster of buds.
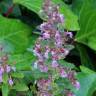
[0,45,16,86]
[33,0,80,95]
[37,76,52,96]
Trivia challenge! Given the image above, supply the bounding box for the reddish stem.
[4,4,15,17]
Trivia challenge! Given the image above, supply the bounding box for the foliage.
[0,0,96,96]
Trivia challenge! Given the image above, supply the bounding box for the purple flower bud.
[55,31,61,40]
[67,92,76,96]
[55,31,62,47]
[0,67,4,75]
[6,65,11,73]
[43,32,50,39]
[51,60,59,68]
[64,32,73,38]
[39,64,48,72]
[59,68,67,78]
[44,49,50,59]
[38,91,52,96]
[8,78,13,86]
[73,81,80,90]
[40,23,52,31]
[36,44,41,49]
[59,14,64,23]
[40,23,47,30]
[62,48,69,57]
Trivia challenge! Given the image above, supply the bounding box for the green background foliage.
[0,0,96,96]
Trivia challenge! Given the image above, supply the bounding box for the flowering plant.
[0,0,96,96]
[32,0,80,95]
[0,45,28,96]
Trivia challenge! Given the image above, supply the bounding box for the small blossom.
[59,14,64,23]
[73,80,80,90]
[43,32,50,39]
[63,48,69,57]
[6,65,11,73]
[8,78,13,86]
[67,92,76,96]
[39,64,48,72]
[51,60,59,68]
[64,32,73,38]
[44,51,49,59]
[59,68,67,78]
[0,67,4,75]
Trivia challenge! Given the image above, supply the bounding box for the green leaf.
[3,73,9,84]
[13,83,28,91]
[9,52,36,71]
[76,67,96,96]
[75,0,96,50]
[32,69,49,79]
[13,0,79,31]
[11,72,24,78]
[2,84,9,96]
[0,15,31,53]
[72,0,83,15]
[58,60,75,69]
[80,66,95,74]
[76,44,94,70]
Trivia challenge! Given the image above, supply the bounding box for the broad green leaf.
[2,84,9,96]
[11,72,24,78]
[0,40,14,53]
[75,0,96,50]
[13,0,79,31]
[80,66,95,74]
[76,68,96,96]
[0,15,31,53]
[72,0,83,15]
[76,44,94,70]
[13,83,28,91]
[8,52,36,71]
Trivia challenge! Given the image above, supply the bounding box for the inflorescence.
[33,0,80,96]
